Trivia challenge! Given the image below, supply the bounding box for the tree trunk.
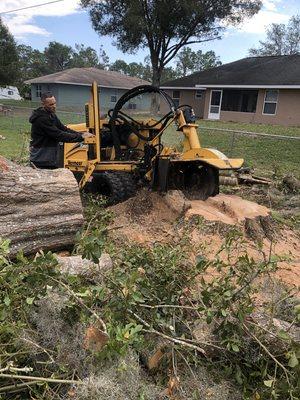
[0,157,84,257]
[151,67,162,114]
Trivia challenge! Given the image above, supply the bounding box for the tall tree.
[98,45,110,69]
[72,44,100,67]
[16,45,50,97]
[110,59,130,74]
[109,57,178,82]
[143,56,179,82]
[110,59,147,78]
[44,41,74,72]
[0,18,19,86]
[17,45,49,80]
[249,15,300,56]
[175,47,221,77]
[71,44,110,68]
[81,0,261,87]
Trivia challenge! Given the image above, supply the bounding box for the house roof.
[161,55,300,89]
[25,67,150,89]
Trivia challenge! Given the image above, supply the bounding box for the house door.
[208,90,223,120]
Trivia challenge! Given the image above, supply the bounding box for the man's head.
[41,92,56,113]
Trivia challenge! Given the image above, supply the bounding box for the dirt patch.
[109,189,300,290]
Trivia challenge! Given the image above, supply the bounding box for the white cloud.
[263,0,280,11]
[232,0,290,35]
[238,10,290,34]
[0,0,82,38]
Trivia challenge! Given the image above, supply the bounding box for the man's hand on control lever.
[81,132,95,139]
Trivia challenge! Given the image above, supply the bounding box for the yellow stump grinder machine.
[62,82,244,204]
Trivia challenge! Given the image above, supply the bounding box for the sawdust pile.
[109,189,271,243]
[109,189,300,289]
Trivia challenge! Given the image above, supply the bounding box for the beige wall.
[204,89,300,126]
[160,89,206,118]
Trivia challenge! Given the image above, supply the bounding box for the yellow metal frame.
[63,82,244,189]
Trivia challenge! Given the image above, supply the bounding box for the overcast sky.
[1,0,299,65]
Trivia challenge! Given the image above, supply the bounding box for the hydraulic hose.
[109,85,177,159]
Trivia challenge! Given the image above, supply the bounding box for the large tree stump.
[0,157,84,256]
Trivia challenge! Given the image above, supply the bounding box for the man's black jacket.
[29,107,83,167]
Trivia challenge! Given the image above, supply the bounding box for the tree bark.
[0,157,84,257]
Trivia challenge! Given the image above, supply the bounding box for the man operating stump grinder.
[29,92,94,169]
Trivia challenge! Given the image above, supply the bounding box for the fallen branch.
[50,276,108,335]
[139,304,197,310]
[128,310,206,356]
[0,364,32,373]
[0,381,40,394]
[21,337,55,364]
[0,373,84,385]
[242,323,292,387]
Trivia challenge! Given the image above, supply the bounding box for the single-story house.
[160,55,300,126]
[25,67,150,111]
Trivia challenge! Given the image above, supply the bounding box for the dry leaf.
[83,325,109,352]
[148,348,165,370]
[0,158,8,171]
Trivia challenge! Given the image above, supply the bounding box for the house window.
[36,84,42,98]
[263,90,278,115]
[110,89,118,103]
[221,89,258,113]
[172,90,180,108]
[128,103,137,110]
[195,90,204,99]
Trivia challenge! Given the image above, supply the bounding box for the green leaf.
[235,365,243,385]
[76,290,90,298]
[278,330,291,341]
[26,297,35,305]
[132,292,144,303]
[221,309,227,317]
[288,353,299,368]
[4,296,11,306]
[264,379,274,388]
[231,344,240,353]
[293,304,300,315]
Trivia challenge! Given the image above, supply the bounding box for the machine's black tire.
[184,165,219,201]
[118,172,137,200]
[92,172,127,205]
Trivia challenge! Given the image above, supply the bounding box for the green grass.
[0,105,299,177]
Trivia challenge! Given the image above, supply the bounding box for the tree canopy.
[249,15,300,56]
[44,41,74,71]
[81,0,261,86]
[175,48,221,77]
[0,18,19,86]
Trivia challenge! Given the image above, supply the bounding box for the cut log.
[0,157,84,256]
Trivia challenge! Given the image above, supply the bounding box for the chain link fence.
[1,104,300,177]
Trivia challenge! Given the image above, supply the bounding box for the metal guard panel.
[175,158,244,169]
[170,157,244,170]
[202,158,244,170]
[66,123,87,131]
[176,148,244,170]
